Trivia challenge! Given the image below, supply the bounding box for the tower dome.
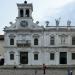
[24,0,27,4]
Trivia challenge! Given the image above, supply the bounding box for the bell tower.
[17,1,33,19]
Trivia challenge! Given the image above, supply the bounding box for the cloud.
[40,1,75,26]
[47,0,75,8]
[0,0,75,34]
[32,0,75,21]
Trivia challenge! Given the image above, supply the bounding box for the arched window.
[10,38,14,45]
[26,9,29,17]
[20,9,24,17]
[34,38,38,45]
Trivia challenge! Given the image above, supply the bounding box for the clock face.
[20,20,28,27]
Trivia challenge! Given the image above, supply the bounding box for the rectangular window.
[10,54,14,60]
[50,36,55,45]
[72,37,75,45]
[50,53,55,60]
[34,54,38,60]
[72,53,75,60]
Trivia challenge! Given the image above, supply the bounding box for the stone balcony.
[17,40,31,47]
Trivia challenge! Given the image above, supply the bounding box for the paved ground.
[0,69,67,75]
[0,65,75,75]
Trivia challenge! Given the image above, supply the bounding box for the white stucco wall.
[4,1,75,66]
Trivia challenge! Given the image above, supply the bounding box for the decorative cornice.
[17,3,33,11]
[4,46,75,49]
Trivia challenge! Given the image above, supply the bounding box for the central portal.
[60,52,67,64]
[20,52,28,64]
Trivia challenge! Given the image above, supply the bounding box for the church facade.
[4,1,75,65]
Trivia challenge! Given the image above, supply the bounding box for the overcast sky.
[0,0,75,34]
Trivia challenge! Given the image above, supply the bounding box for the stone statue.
[67,20,71,26]
[45,21,49,26]
[55,17,61,26]
[36,21,39,24]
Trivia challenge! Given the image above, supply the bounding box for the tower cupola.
[17,1,33,18]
